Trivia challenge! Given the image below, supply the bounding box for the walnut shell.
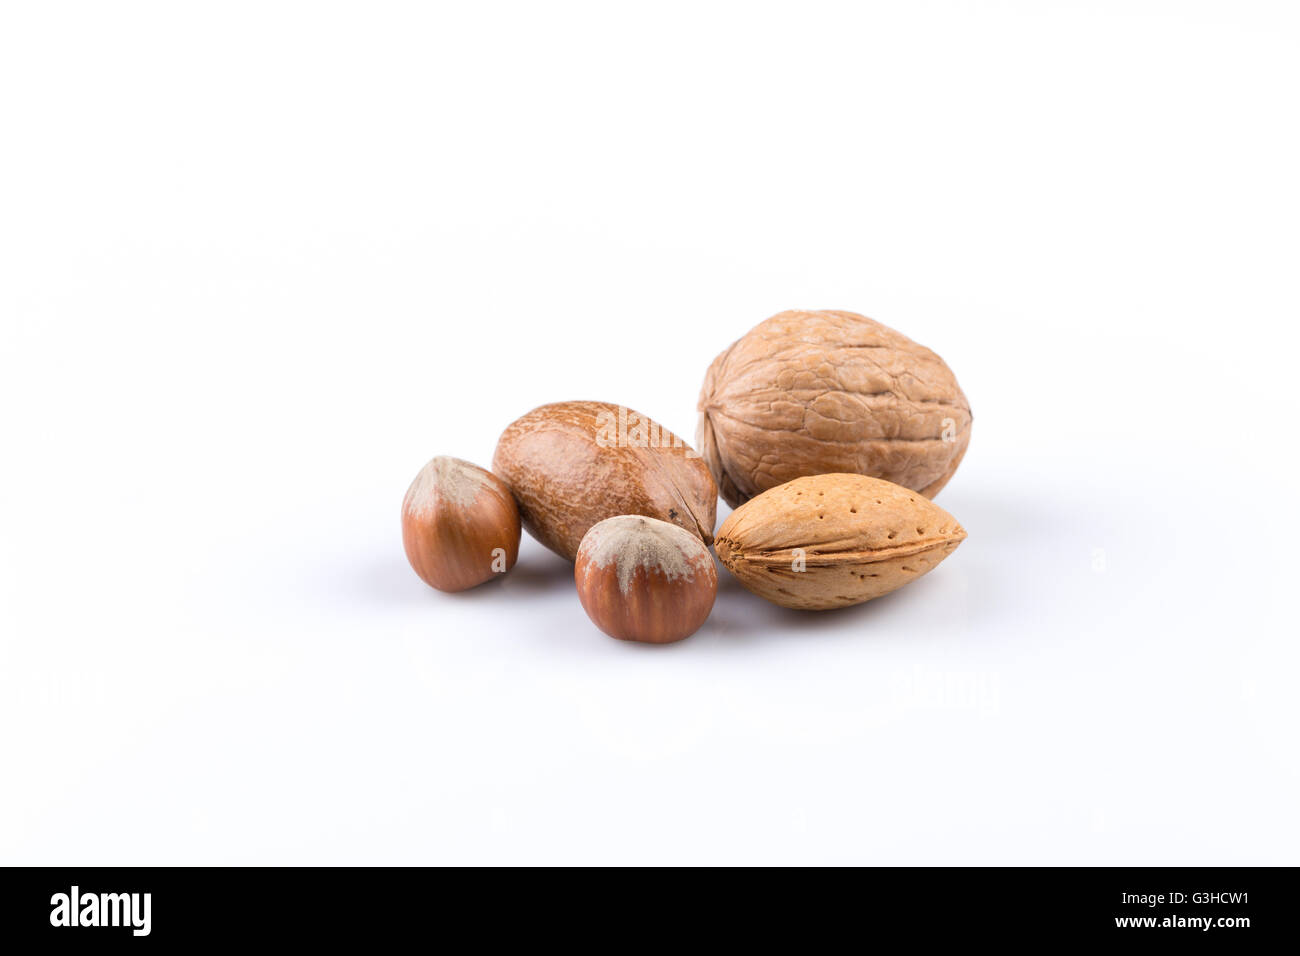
[714,473,966,610]
[492,401,717,562]
[697,310,971,509]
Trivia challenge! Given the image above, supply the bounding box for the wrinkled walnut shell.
[697,310,972,509]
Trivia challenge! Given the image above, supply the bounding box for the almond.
[713,473,966,610]
[697,309,972,508]
[493,401,717,562]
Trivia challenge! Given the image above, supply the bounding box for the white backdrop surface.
[1,1,1297,864]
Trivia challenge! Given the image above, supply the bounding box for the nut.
[697,309,972,508]
[714,473,966,610]
[574,515,717,643]
[401,456,521,592]
[493,400,717,562]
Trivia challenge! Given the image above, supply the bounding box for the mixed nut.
[401,309,971,643]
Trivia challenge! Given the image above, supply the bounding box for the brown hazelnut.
[574,515,717,644]
[401,456,520,592]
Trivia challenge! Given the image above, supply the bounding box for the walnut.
[697,310,971,508]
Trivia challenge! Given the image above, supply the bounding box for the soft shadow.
[411,550,574,604]
[496,553,574,595]
[940,486,1091,545]
[348,547,571,606]
[352,554,433,605]
[697,561,949,648]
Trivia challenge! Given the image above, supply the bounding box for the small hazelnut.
[402,456,521,592]
[574,515,717,644]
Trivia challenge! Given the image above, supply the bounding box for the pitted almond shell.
[714,473,966,610]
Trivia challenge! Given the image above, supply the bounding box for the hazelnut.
[574,515,717,644]
[401,456,520,592]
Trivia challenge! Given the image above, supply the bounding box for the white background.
[2,1,1297,865]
